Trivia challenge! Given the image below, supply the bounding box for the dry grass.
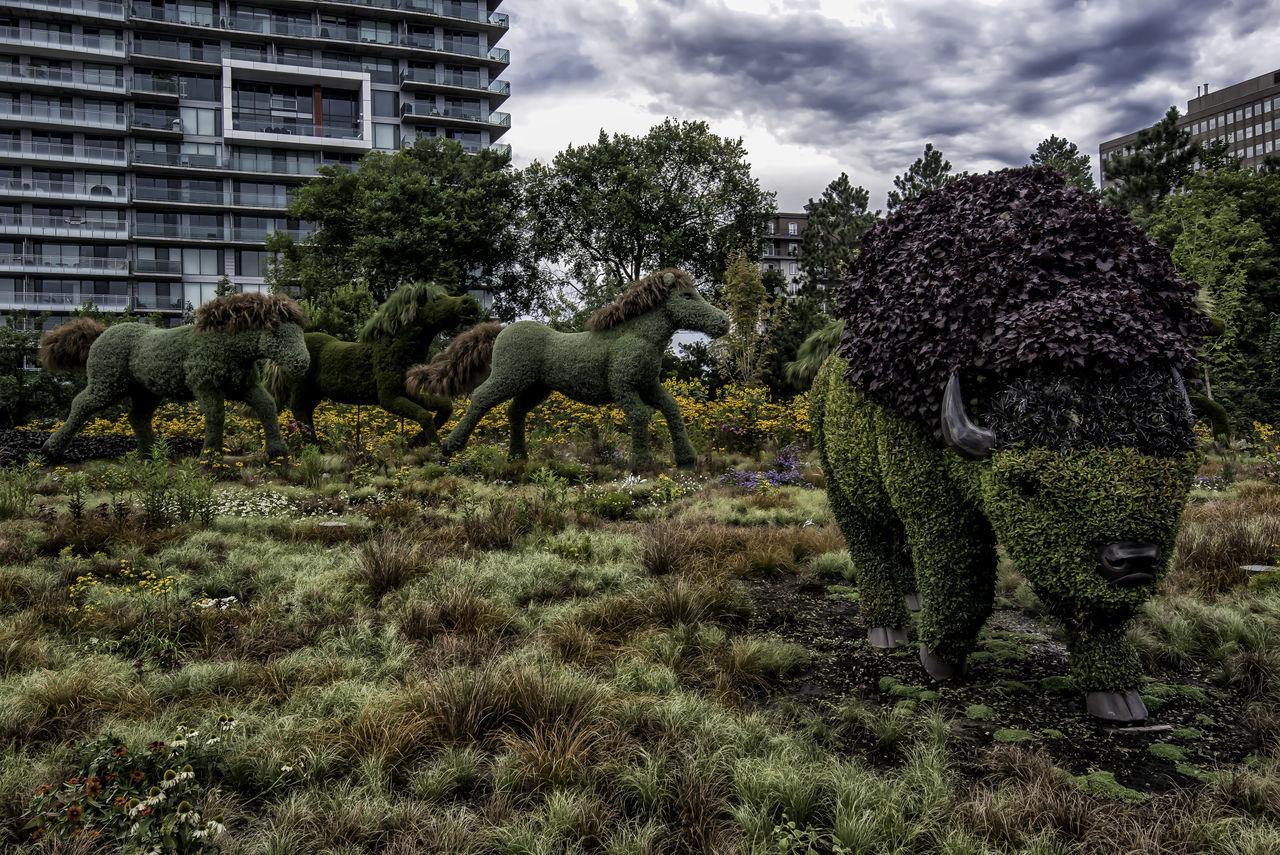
[1170,481,1280,594]
[352,532,433,601]
[397,582,519,642]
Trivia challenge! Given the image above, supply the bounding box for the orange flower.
[129,771,145,783]
[30,829,46,841]
[64,804,83,822]
[36,784,51,795]
[113,797,127,807]
[110,745,128,757]
[84,780,103,797]
[137,807,151,817]
[147,741,167,753]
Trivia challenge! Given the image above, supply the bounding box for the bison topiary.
[814,166,1205,721]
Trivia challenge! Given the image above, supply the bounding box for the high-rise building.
[761,211,806,289]
[0,0,510,328]
[1099,68,1280,183]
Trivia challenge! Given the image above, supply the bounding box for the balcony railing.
[131,40,221,63]
[400,104,510,127]
[0,214,128,238]
[133,258,183,275]
[3,0,126,20]
[233,191,290,207]
[130,6,218,27]
[0,291,129,311]
[131,149,223,169]
[399,67,510,96]
[225,15,318,38]
[232,227,308,242]
[0,104,126,130]
[0,28,126,56]
[131,76,185,97]
[133,185,227,205]
[133,222,226,240]
[0,254,129,275]
[0,140,127,165]
[131,111,183,132]
[134,294,184,310]
[232,115,363,140]
[227,156,321,175]
[0,65,124,93]
[0,177,127,202]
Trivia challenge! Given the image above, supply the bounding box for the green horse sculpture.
[407,268,731,469]
[39,292,310,461]
[283,281,480,447]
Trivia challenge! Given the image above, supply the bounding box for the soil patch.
[0,429,202,464]
[746,572,1258,796]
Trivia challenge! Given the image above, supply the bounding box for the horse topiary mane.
[834,166,1204,439]
[40,318,107,373]
[356,281,450,343]
[586,268,697,332]
[194,292,308,334]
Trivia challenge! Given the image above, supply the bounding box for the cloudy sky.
[498,0,1280,212]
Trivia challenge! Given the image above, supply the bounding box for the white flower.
[280,764,294,773]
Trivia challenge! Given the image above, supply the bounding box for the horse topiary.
[282,281,480,447]
[39,292,310,461]
[408,268,730,469]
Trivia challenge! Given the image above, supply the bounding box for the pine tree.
[799,173,880,288]
[886,143,965,213]
[1102,107,1200,217]
[1030,134,1098,193]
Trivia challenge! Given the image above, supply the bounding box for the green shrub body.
[422,269,730,469]
[42,296,309,460]
[285,283,479,447]
[813,358,1199,692]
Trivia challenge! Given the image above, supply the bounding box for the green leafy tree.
[1102,107,1200,217]
[799,173,880,288]
[1030,134,1098,193]
[300,279,377,340]
[1147,167,1280,419]
[886,143,965,212]
[523,118,775,321]
[759,278,832,397]
[716,254,771,385]
[267,136,528,318]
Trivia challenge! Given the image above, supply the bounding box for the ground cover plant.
[0,410,1278,853]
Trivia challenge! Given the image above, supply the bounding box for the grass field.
[1,431,1279,854]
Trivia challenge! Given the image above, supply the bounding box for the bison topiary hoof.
[903,592,923,612]
[37,439,59,464]
[919,645,968,682]
[867,627,909,648]
[677,460,696,471]
[407,430,433,449]
[1085,690,1148,722]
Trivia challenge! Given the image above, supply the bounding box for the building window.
[787,222,797,235]
[374,123,398,149]
[236,249,268,276]
[372,90,397,117]
[182,248,222,275]
[180,106,218,135]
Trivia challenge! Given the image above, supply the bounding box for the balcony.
[130,76,185,98]
[131,149,224,169]
[0,140,127,166]
[2,0,126,21]
[224,15,318,38]
[0,104,126,131]
[0,177,127,203]
[0,213,128,239]
[0,254,129,276]
[130,40,221,64]
[400,103,510,129]
[399,67,510,100]
[133,185,228,205]
[232,115,363,141]
[131,111,183,134]
[231,227,309,242]
[130,6,219,29]
[0,291,129,311]
[0,65,124,94]
[132,258,183,275]
[133,222,226,240]
[226,156,321,176]
[0,28,126,58]
[233,191,291,208]
[134,293,185,310]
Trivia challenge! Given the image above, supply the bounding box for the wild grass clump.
[351,533,432,602]
[1170,481,1280,594]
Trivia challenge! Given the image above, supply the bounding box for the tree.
[300,279,377,340]
[267,136,529,318]
[1030,134,1098,193]
[758,277,832,397]
[799,173,880,288]
[1102,107,1200,218]
[716,254,771,386]
[1147,167,1280,420]
[522,118,775,321]
[886,143,964,213]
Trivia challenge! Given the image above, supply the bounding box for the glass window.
[179,73,220,101]
[180,106,219,135]
[362,57,395,84]
[236,249,268,276]
[182,247,222,274]
[373,122,398,149]
[372,90,397,117]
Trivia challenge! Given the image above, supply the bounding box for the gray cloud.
[503,0,1280,208]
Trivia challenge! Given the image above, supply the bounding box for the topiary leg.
[508,385,551,460]
[614,386,654,469]
[41,382,119,460]
[288,388,321,444]
[193,388,226,457]
[642,384,696,468]
[128,394,160,455]
[244,384,289,460]
[1067,622,1147,721]
[443,375,514,457]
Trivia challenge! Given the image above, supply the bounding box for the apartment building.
[1099,68,1280,183]
[0,0,510,328]
[761,211,806,289]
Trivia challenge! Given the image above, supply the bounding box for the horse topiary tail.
[406,321,504,398]
[40,318,106,373]
[784,319,845,389]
